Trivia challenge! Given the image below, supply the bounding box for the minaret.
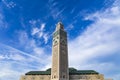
[51,22,69,80]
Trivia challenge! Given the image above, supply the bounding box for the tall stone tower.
[51,22,69,80]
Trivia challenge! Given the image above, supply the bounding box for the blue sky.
[0,0,120,80]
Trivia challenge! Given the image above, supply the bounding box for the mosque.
[20,22,112,80]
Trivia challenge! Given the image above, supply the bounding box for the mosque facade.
[20,22,112,80]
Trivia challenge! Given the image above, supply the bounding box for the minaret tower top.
[56,22,64,31]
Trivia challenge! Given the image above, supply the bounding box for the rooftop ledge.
[25,68,99,75]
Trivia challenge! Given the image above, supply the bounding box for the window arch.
[63,75,65,78]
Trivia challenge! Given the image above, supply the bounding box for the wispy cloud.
[2,0,16,8]
[0,0,119,80]
[0,0,17,29]
[0,63,21,80]
[17,30,51,65]
[68,0,120,79]
[29,20,49,44]
[0,43,38,80]
[66,20,77,31]
[0,43,41,61]
[47,0,66,20]
[31,23,45,38]
[70,7,76,14]
[0,42,51,80]
[0,7,8,28]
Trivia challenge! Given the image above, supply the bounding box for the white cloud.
[31,23,45,36]
[17,30,51,63]
[43,33,49,44]
[69,0,120,65]
[0,54,25,60]
[0,66,21,80]
[2,0,16,8]
[30,22,49,44]
[0,43,40,61]
[0,55,5,59]
[0,9,8,28]
[66,20,77,31]
[66,24,74,30]
[0,42,51,80]
[40,23,45,31]
[33,47,44,55]
[70,8,75,14]
[112,73,120,80]
[0,44,36,80]
[29,19,38,25]
[68,0,120,79]
[32,27,40,35]
[55,7,66,18]
[47,0,65,19]
[0,0,119,80]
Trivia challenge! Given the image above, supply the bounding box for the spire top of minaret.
[56,21,64,31]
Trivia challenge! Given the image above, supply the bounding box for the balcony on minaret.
[56,22,64,31]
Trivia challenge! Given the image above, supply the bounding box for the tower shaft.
[51,22,69,80]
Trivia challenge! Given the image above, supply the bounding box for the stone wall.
[69,74,104,80]
[20,74,104,80]
[20,75,51,80]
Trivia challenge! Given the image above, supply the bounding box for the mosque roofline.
[25,68,99,75]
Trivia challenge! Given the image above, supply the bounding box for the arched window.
[54,75,56,78]
[63,75,65,78]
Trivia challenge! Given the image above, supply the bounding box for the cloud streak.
[68,0,120,79]
[47,0,66,20]
[2,0,16,8]
[29,20,49,44]
[0,0,119,80]
[0,42,51,80]
[0,7,8,28]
